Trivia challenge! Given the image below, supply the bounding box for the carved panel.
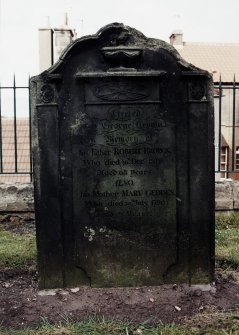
[95,82,149,101]
[83,77,161,104]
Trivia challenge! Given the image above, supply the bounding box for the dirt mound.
[0,269,239,330]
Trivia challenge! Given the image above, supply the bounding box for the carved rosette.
[40,84,55,103]
[189,82,206,100]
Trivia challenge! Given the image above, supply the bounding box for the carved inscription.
[74,82,176,233]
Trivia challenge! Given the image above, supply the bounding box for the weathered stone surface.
[215,199,233,210]
[30,23,215,289]
[232,182,239,209]
[0,183,34,211]
[215,181,234,210]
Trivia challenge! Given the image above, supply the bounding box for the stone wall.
[0,181,238,212]
[215,180,239,211]
[0,183,34,212]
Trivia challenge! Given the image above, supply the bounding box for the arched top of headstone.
[40,23,210,80]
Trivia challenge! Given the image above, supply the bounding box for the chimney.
[53,12,77,63]
[38,17,54,72]
[38,13,77,72]
[169,30,183,49]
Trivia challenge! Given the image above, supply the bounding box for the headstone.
[31,23,215,289]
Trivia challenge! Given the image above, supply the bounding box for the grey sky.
[0,0,238,116]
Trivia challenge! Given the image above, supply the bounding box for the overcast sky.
[1,0,239,84]
[0,0,239,115]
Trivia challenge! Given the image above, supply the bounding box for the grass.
[0,213,238,272]
[1,213,239,272]
[216,212,239,270]
[0,317,238,335]
[0,226,36,269]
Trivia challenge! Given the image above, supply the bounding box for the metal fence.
[214,77,239,179]
[0,76,239,182]
[0,76,32,183]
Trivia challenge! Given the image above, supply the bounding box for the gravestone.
[31,23,215,289]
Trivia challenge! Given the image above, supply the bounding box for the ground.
[0,268,239,331]
[0,213,239,334]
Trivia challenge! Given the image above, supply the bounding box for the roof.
[177,42,239,83]
[0,118,31,183]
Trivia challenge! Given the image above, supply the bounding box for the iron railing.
[214,76,239,178]
[0,76,32,182]
[0,76,239,182]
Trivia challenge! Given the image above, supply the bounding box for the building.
[0,117,31,183]
[170,30,239,180]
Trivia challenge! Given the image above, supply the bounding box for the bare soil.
[0,269,239,330]
[0,214,239,330]
[0,213,35,235]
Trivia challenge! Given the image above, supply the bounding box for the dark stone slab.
[30,23,214,289]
